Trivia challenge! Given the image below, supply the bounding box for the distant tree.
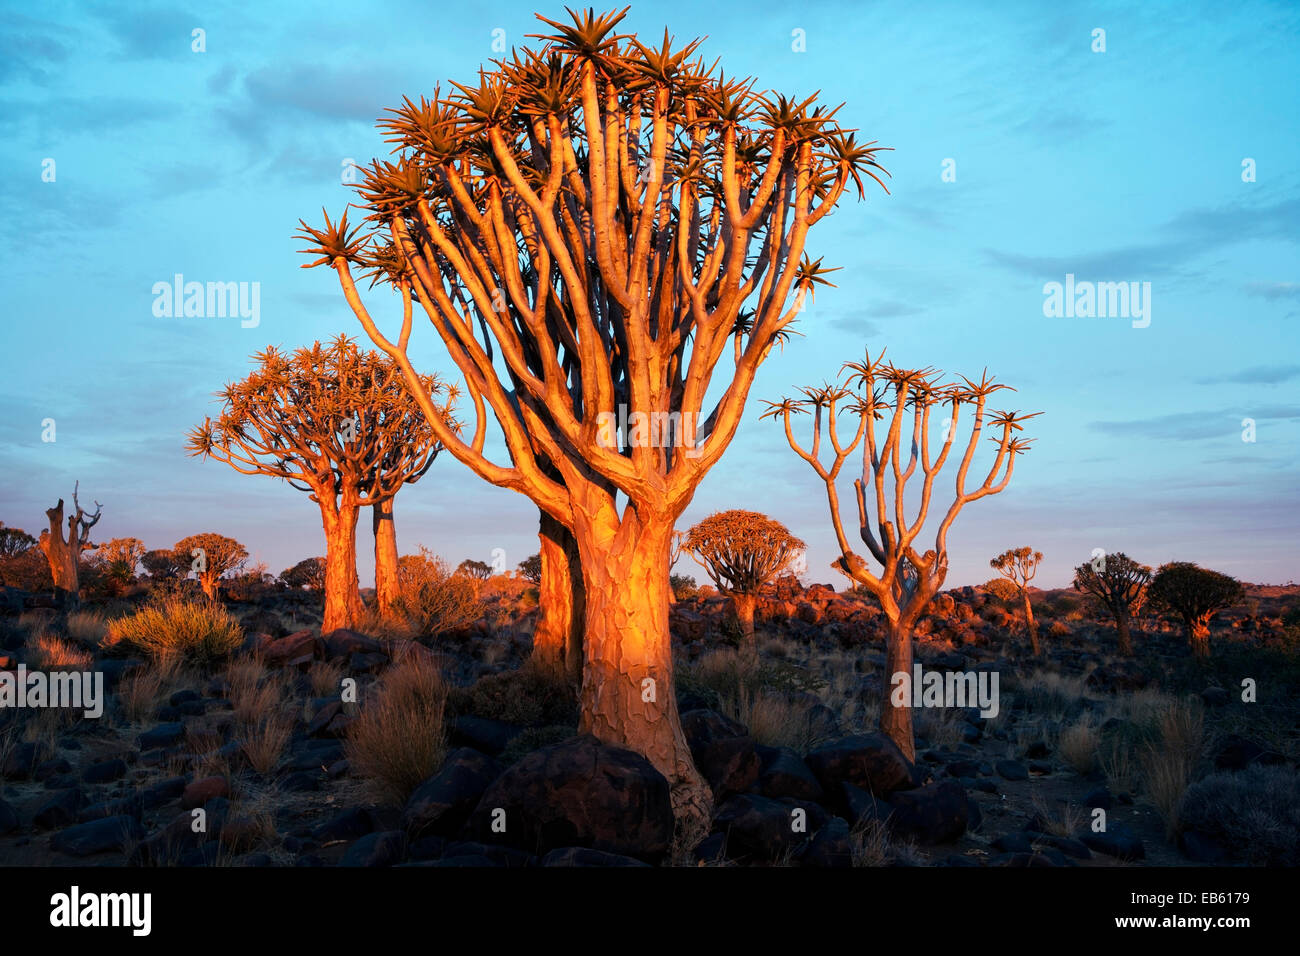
[141,548,187,581]
[517,553,542,585]
[990,546,1044,655]
[174,533,248,601]
[92,537,146,575]
[1072,551,1150,656]
[37,482,102,607]
[456,559,493,581]
[981,577,1020,605]
[685,510,804,648]
[1149,562,1244,658]
[188,335,456,630]
[0,524,36,559]
[766,353,1038,762]
[281,557,327,591]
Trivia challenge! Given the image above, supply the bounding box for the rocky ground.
[0,577,1297,867]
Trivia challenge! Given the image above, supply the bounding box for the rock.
[139,722,186,750]
[33,789,82,830]
[1214,734,1287,771]
[305,700,343,737]
[681,709,760,800]
[322,628,385,659]
[1,741,38,779]
[756,746,824,802]
[340,830,406,867]
[50,816,144,856]
[995,759,1028,781]
[993,831,1035,853]
[1180,830,1229,864]
[35,757,72,781]
[1082,786,1112,810]
[541,847,651,867]
[313,807,374,843]
[1085,662,1149,693]
[799,816,853,867]
[82,758,128,784]
[1200,686,1229,707]
[181,776,230,810]
[1080,822,1144,861]
[472,735,673,863]
[692,833,728,865]
[140,776,188,809]
[451,715,524,757]
[712,794,821,860]
[842,783,892,828]
[217,816,264,854]
[262,629,317,667]
[403,748,502,838]
[805,734,915,809]
[0,797,19,835]
[885,781,968,845]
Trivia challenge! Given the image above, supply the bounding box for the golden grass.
[104,596,243,665]
[344,650,448,805]
[307,659,345,698]
[27,632,92,670]
[1058,714,1101,775]
[240,709,294,775]
[1140,697,1204,839]
[65,610,108,648]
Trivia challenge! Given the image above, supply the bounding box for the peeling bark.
[534,511,584,686]
[373,498,399,616]
[322,501,363,633]
[880,618,916,763]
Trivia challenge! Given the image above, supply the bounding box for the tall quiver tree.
[685,510,804,649]
[1072,551,1150,656]
[1148,561,1244,658]
[990,546,1044,655]
[765,352,1037,761]
[38,482,101,608]
[188,336,455,632]
[296,6,890,820]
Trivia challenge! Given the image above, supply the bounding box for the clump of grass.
[1179,764,1300,865]
[104,596,243,666]
[344,650,449,804]
[735,686,828,754]
[1011,671,1088,721]
[225,659,281,729]
[65,610,108,648]
[27,632,93,670]
[449,658,577,728]
[241,709,294,775]
[1141,696,1204,839]
[1058,714,1100,775]
[850,818,893,867]
[307,659,345,698]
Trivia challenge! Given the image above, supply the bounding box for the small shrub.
[344,650,449,804]
[670,574,698,600]
[1058,714,1100,774]
[64,610,108,648]
[1179,764,1300,865]
[27,633,93,671]
[104,596,243,665]
[379,548,485,639]
[449,660,577,728]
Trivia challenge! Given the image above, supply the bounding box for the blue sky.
[1,0,1297,590]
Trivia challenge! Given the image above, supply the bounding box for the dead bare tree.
[765,351,1037,761]
[37,481,102,608]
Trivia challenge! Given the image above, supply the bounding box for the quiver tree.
[457,559,493,580]
[517,552,543,583]
[1071,551,1150,656]
[174,533,247,600]
[684,509,804,648]
[37,482,102,608]
[534,512,585,685]
[187,335,456,631]
[990,546,1043,655]
[296,6,890,819]
[765,351,1037,761]
[281,557,327,591]
[141,548,186,581]
[1148,561,1244,658]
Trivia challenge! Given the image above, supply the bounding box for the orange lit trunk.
[572,504,709,823]
[321,501,362,633]
[731,592,757,652]
[1022,591,1040,655]
[1115,609,1134,656]
[373,498,399,616]
[1188,616,1211,658]
[880,616,916,763]
[534,511,583,686]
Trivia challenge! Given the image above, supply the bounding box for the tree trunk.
[571,506,710,825]
[731,592,757,652]
[533,511,584,686]
[880,617,916,763]
[1188,616,1211,658]
[199,573,219,602]
[322,502,363,633]
[1115,610,1134,656]
[38,501,81,609]
[1022,591,1040,655]
[373,498,399,616]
